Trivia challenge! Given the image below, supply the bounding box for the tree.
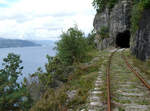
[0,53,32,111]
[86,30,96,48]
[56,26,88,65]
[92,0,118,12]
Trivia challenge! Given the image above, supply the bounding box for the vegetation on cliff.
[26,26,99,110]
[92,0,118,12]
[97,26,109,39]
[131,0,150,35]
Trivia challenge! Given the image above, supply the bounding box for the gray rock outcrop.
[93,0,132,50]
[131,9,150,60]
[94,0,150,61]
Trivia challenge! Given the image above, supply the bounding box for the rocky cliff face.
[93,0,132,50]
[94,0,150,61]
[131,9,150,60]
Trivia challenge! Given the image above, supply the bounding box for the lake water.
[0,46,56,80]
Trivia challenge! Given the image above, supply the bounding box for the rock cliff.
[93,0,150,60]
[93,0,132,50]
[131,9,150,60]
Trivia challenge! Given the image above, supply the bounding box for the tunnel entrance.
[116,30,130,48]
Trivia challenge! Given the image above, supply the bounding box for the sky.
[0,0,96,40]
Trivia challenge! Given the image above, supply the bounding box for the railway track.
[106,49,150,111]
[122,54,150,91]
[106,50,117,111]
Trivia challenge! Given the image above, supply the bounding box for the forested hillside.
[0,38,40,48]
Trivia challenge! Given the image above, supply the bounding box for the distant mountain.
[32,40,56,47]
[0,38,41,48]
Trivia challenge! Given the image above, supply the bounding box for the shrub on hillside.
[56,26,88,65]
[29,27,97,110]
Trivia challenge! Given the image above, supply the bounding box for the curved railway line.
[106,50,117,111]
[106,49,150,111]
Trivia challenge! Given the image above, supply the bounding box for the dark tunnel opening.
[116,30,130,48]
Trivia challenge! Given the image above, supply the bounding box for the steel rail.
[122,54,150,91]
[106,50,117,111]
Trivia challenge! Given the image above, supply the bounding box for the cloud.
[0,0,19,7]
[0,0,8,4]
[0,0,96,40]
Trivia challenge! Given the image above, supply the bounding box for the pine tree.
[0,53,32,111]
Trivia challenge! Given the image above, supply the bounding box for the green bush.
[131,0,150,35]
[86,30,96,48]
[92,0,118,12]
[30,88,68,111]
[30,55,72,90]
[56,26,88,65]
[108,0,118,9]
[92,0,107,12]
[98,26,109,39]
[143,0,150,8]
[131,2,144,34]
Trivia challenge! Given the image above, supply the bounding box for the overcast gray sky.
[0,0,96,40]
